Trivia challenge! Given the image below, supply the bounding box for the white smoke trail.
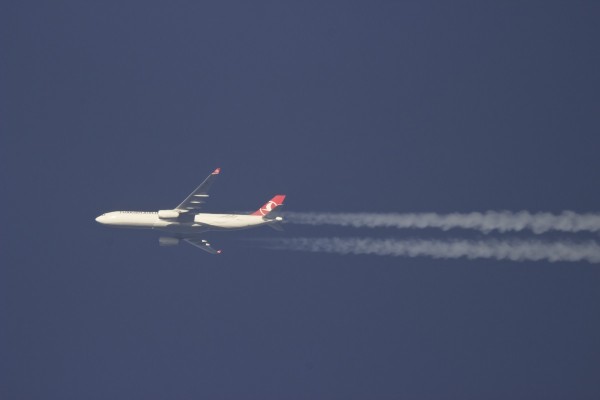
[284,211,600,234]
[256,237,600,263]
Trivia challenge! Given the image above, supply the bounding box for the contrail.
[284,211,600,234]
[255,237,600,263]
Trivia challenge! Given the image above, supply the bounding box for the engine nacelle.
[159,237,180,246]
[158,210,180,219]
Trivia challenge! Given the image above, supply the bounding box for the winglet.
[212,167,221,175]
[251,195,286,216]
[217,250,222,254]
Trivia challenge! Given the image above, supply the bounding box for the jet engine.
[158,210,180,219]
[159,237,180,246]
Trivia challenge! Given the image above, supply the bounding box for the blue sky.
[2,1,600,399]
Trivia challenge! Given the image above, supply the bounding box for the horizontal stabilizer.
[267,222,284,232]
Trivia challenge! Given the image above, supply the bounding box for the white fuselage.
[95,211,274,234]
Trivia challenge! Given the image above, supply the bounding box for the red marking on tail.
[252,195,286,216]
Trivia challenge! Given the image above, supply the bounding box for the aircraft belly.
[194,214,264,229]
[112,215,159,229]
[156,223,207,234]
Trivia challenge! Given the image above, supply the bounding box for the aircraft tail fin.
[251,195,286,217]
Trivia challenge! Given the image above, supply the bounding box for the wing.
[184,238,222,254]
[175,168,220,213]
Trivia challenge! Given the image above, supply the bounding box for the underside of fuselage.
[95,212,273,233]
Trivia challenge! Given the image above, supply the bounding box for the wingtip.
[217,250,222,254]
[212,167,221,175]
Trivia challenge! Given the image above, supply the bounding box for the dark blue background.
[2,1,600,398]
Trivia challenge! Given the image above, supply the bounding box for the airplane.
[95,168,285,254]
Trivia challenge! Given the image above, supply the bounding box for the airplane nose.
[95,215,105,224]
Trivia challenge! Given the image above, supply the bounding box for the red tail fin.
[251,195,286,216]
